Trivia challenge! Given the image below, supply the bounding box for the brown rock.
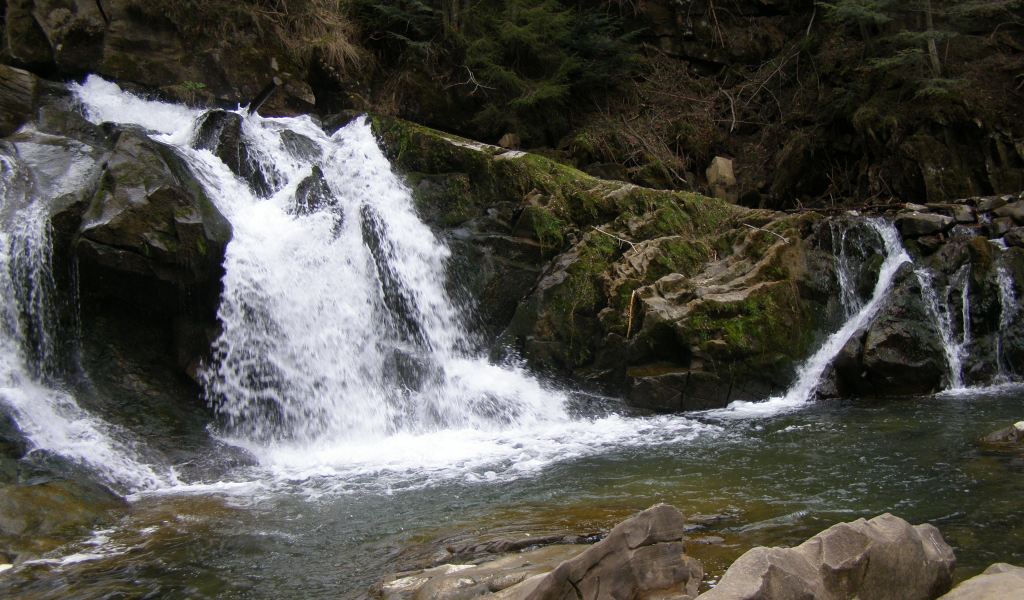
[0,64,40,137]
[700,513,954,600]
[938,563,1024,599]
[526,504,702,600]
[978,421,1024,446]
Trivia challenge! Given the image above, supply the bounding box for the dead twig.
[743,223,788,242]
[721,88,737,132]
[593,227,637,251]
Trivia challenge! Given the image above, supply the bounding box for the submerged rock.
[0,479,126,539]
[378,545,588,600]
[977,421,1024,447]
[700,513,955,600]
[937,563,1024,599]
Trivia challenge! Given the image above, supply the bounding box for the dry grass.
[129,0,365,73]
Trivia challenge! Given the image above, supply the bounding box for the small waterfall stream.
[917,264,972,389]
[0,149,168,492]
[995,266,1019,381]
[719,220,910,416]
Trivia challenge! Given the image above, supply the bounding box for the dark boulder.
[0,411,27,460]
[836,264,946,396]
[0,64,41,137]
[193,109,272,196]
[629,368,784,411]
[292,165,338,216]
[896,212,955,238]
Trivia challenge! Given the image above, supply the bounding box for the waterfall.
[0,151,168,492]
[718,220,910,416]
[188,114,562,443]
[995,266,1019,381]
[71,76,566,445]
[916,264,971,389]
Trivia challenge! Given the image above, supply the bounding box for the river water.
[0,77,1022,598]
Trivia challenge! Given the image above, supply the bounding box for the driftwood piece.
[247,77,283,115]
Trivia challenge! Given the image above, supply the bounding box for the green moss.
[688,282,813,361]
[647,239,711,282]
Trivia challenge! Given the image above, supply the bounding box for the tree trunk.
[924,0,942,76]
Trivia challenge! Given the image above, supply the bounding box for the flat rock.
[938,563,1024,599]
[993,201,1024,225]
[896,212,955,237]
[699,513,955,600]
[378,545,588,600]
[977,196,1009,213]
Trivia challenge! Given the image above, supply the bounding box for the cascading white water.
[830,222,862,317]
[11,75,944,492]
[0,151,169,492]
[995,266,1019,381]
[719,220,911,417]
[67,76,718,488]
[917,264,971,389]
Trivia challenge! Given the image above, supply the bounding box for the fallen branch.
[744,223,788,242]
[593,227,637,251]
[721,88,737,132]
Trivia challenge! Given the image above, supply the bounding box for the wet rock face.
[701,513,955,600]
[0,479,126,539]
[835,263,946,397]
[6,106,233,386]
[194,109,272,197]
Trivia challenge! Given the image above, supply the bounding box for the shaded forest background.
[4,0,1024,207]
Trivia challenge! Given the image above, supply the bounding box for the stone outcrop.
[937,563,1024,599]
[377,505,703,600]
[1,0,312,114]
[700,513,955,600]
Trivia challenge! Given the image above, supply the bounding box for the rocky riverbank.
[376,505,977,600]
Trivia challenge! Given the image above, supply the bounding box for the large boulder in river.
[699,513,955,600]
[937,563,1024,599]
[525,504,702,600]
[835,263,946,396]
